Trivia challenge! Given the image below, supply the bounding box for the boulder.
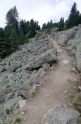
[37,68,46,77]
[17,90,28,99]
[18,99,26,109]
[3,97,21,116]
[42,63,50,72]
[76,43,81,72]
[30,70,39,83]
[7,63,22,72]
[66,29,81,54]
[55,27,78,46]
[25,48,57,71]
[42,106,80,124]
[0,104,4,120]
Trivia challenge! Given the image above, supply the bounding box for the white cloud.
[0,0,81,27]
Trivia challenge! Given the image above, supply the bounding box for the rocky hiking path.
[10,37,79,124]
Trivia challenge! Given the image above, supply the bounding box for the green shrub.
[14,117,21,124]
[31,92,36,98]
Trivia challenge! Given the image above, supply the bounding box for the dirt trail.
[14,38,79,124]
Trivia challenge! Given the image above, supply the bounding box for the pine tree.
[0,28,10,58]
[6,6,19,30]
[58,17,64,31]
[68,2,78,28]
[19,31,25,44]
[42,23,47,29]
[9,29,18,50]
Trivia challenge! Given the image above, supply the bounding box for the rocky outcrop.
[66,28,81,55]
[42,106,80,124]
[50,26,78,47]
[76,43,81,72]
[0,36,57,121]
[50,24,81,72]
[25,48,57,71]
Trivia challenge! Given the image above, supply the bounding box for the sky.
[0,0,81,27]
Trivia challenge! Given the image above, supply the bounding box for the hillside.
[0,25,81,124]
[36,27,58,37]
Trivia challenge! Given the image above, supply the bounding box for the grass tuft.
[14,117,22,124]
[31,92,36,98]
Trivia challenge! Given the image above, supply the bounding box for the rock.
[0,65,6,73]
[72,68,78,73]
[64,90,67,93]
[62,60,70,65]
[33,84,40,91]
[18,99,26,109]
[78,86,81,90]
[3,97,21,117]
[42,106,80,124]
[17,90,28,99]
[66,28,81,54]
[30,70,39,83]
[7,63,22,72]
[53,27,78,46]
[76,43,81,72]
[5,92,15,102]
[25,48,57,71]
[42,63,50,72]
[0,104,4,120]
[38,68,46,77]
[0,94,5,103]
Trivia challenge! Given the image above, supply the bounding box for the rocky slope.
[1,24,81,123]
[0,36,57,121]
[50,24,81,72]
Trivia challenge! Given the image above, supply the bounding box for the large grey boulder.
[76,43,81,72]
[3,97,21,117]
[7,62,22,72]
[66,29,81,55]
[42,106,80,124]
[25,48,57,71]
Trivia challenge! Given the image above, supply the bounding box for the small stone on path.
[78,86,81,90]
[18,99,26,109]
[62,60,70,65]
[64,90,67,93]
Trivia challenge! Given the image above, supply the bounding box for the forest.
[0,2,81,58]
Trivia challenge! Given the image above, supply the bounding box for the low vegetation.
[67,77,81,123]
[14,118,22,124]
[31,91,36,98]
[37,27,58,36]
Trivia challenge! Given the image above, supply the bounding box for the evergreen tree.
[0,28,10,58]
[34,21,40,30]
[53,22,59,28]
[29,19,36,37]
[42,23,47,29]
[19,31,25,44]
[79,14,81,24]
[68,2,78,28]
[6,6,19,30]
[47,20,53,28]
[9,29,18,50]
[58,17,64,31]
[20,20,29,35]
[64,19,69,29]
[4,25,12,43]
